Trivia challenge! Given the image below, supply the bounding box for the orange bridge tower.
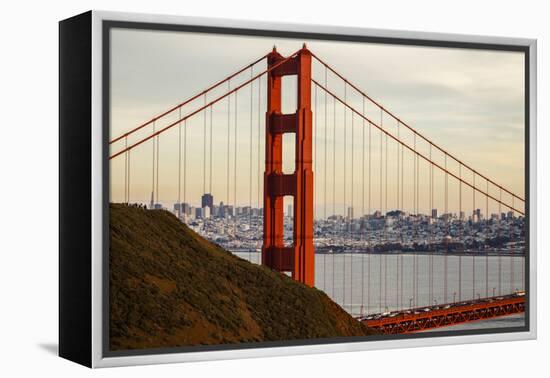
[262,45,315,286]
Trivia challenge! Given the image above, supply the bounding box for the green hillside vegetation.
[109,204,376,351]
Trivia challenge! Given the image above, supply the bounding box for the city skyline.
[147,190,522,223]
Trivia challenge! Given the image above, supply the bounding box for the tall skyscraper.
[287,205,293,218]
[431,209,438,219]
[219,202,226,218]
[201,193,214,211]
[347,206,354,220]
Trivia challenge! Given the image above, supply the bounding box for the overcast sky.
[109,27,525,216]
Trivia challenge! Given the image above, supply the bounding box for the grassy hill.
[109,204,376,351]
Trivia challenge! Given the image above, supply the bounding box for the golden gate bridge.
[109,45,526,333]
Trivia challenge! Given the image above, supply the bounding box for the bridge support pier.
[262,45,315,286]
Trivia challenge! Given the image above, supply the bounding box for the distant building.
[459,211,466,221]
[226,205,234,217]
[431,209,438,219]
[475,208,481,222]
[195,207,203,219]
[211,205,219,217]
[201,193,214,211]
[202,206,211,219]
[347,206,354,220]
[182,203,191,215]
[287,205,293,218]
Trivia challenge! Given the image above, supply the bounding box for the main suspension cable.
[310,80,524,216]
[310,53,524,204]
[109,53,269,145]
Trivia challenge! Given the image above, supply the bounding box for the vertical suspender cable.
[379,112,383,313]
[416,136,420,306]
[413,134,417,307]
[367,118,372,314]
[444,154,448,304]
[485,179,489,298]
[324,68,328,291]
[127,150,131,204]
[178,108,182,220]
[428,144,437,305]
[124,136,128,203]
[184,120,187,215]
[342,83,347,309]
[203,94,207,196]
[350,101,355,313]
[151,122,156,207]
[332,96,336,299]
[473,173,476,300]
[458,163,462,302]
[361,98,365,315]
[257,76,261,213]
[249,69,254,261]
[415,140,420,306]
[156,134,160,205]
[498,188,502,296]
[234,90,238,237]
[227,81,231,225]
[396,121,400,311]
[384,130,388,311]
[510,197,514,293]
[399,136,405,309]
[210,106,213,194]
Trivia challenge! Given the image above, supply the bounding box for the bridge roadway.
[359,293,525,334]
